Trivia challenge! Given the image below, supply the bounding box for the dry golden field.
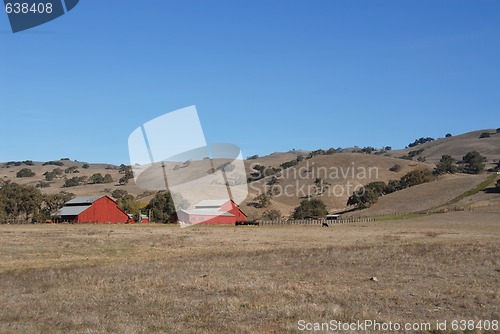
[0,211,499,333]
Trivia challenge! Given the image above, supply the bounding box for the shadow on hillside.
[483,186,500,194]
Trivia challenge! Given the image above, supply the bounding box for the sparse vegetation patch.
[347,169,434,209]
[16,168,35,178]
[407,137,434,148]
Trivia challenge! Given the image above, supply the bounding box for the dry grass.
[353,174,487,217]
[244,153,431,217]
[390,129,500,164]
[0,161,147,198]
[1,211,499,333]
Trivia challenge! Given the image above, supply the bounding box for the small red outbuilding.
[54,195,129,224]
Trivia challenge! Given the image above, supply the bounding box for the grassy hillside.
[388,129,500,165]
[348,174,488,217]
[0,160,147,199]
[1,129,499,217]
[244,153,431,217]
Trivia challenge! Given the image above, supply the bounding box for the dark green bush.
[16,168,35,178]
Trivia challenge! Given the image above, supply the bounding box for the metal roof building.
[53,195,129,224]
[177,199,246,225]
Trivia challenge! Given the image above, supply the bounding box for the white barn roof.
[55,205,91,216]
[66,195,104,205]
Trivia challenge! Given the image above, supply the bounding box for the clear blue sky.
[1,0,499,164]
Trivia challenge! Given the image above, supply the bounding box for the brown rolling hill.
[0,160,149,200]
[346,173,491,217]
[243,153,432,218]
[387,129,500,165]
[1,129,499,218]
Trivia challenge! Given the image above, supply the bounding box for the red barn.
[54,195,129,224]
[177,199,247,225]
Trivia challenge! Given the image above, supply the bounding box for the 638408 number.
[5,2,53,14]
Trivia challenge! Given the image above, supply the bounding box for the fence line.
[260,218,374,226]
[0,218,30,225]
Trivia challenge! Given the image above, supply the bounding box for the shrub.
[407,137,434,148]
[280,160,299,169]
[389,164,402,172]
[399,169,433,188]
[0,182,43,220]
[43,161,64,166]
[36,181,51,188]
[63,178,78,187]
[246,155,259,160]
[305,149,327,160]
[497,128,500,134]
[117,194,142,214]
[44,171,56,181]
[496,179,500,192]
[118,164,129,173]
[462,151,487,174]
[293,199,328,219]
[16,168,35,178]
[366,181,389,196]
[479,132,491,138]
[434,155,457,175]
[64,166,79,174]
[266,176,279,186]
[119,168,134,185]
[112,189,128,199]
[248,165,281,182]
[63,176,87,188]
[385,179,402,193]
[445,133,452,138]
[253,193,271,208]
[103,174,114,183]
[408,148,424,158]
[361,147,376,154]
[119,176,129,185]
[325,148,338,154]
[347,187,380,209]
[82,163,89,169]
[146,191,178,223]
[262,209,282,220]
[314,178,330,194]
[90,173,104,184]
